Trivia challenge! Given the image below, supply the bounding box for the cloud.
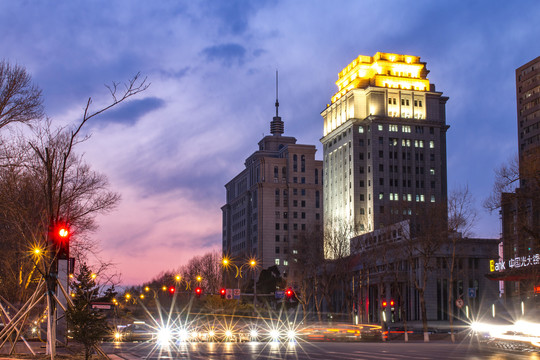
[201,43,247,67]
[95,97,166,126]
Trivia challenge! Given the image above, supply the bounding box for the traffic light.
[381,300,387,309]
[285,288,294,300]
[51,221,70,259]
[389,299,395,308]
[220,288,226,299]
[195,287,202,298]
[168,286,176,296]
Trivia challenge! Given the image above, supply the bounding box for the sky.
[1,1,539,285]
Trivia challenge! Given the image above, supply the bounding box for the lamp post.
[221,257,258,305]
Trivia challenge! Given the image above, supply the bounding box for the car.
[121,322,155,342]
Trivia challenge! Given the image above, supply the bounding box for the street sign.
[455,298,464,308]
[468,288,476,298]
[225,289,233,300]
[275,291,284,299]
[233,288,241,300]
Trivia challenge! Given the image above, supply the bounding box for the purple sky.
[2,1,539,285]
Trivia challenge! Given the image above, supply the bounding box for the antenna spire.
[270,70,284,136]
[275,70,279,117]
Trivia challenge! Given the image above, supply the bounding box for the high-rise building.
[321,52,449,257]
[516,56,540,168]
[493,56,540,305]
[222,92,323,278]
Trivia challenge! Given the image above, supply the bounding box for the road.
[102,340,540,360]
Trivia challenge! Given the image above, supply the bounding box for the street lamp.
[220,256,259,306]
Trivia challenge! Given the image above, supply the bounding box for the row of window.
[359,125,435,134]
[358,179,436,189]
[276,222,308,232]
[379,192,436,202]
[388,98,423,107]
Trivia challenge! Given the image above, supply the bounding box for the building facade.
[490,56,540,310]
[349,223,499,324]
[321,52,449,257]
[222,99,323,280]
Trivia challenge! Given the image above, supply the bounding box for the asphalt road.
[102,340,540,360]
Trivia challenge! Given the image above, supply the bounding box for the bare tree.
[400,203,447,342]
[446,186,477,342]
[0,60,43,130]
[290,226,323,321]
[0,72,148,357]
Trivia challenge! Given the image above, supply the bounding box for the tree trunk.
[448,277,455,343]
[419,288,429,342]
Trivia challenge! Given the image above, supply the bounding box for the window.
[293,154,298,172]
[379,150,384,158]
[359,166,365,174]
[275,259,280,265]
[358,126,364,133]
[275,189,280,206]
[378,124,383,131]
[301,189,306,196]
[379,164,384,171]
[283,260,288,266]
[359,139,364,146]
[430,168,435,175]
[360,180,365,187]
[293,188,298,196]
[402,125,411,133]
[389,125,398,132]
[301,177,305,184]
[293,200,298,207]
[316,191,320,208]
[429,141,434,148]
[359,152,364,160]
[275,235,280,242]
[379,192,384,200]
[301,155,305,172]
[293,177,298,183]
[315,168,319,184]
[293,212,298,219]
[275,247,280,254]
[379,137,384,145]
[379,178,384,185]
[431,195,436,202]
[275,223,280,230]
[283,212,288,219]
[301,212,306,219]
[301,200,306,207]
[283,223,288,230]
[360,194,365,201]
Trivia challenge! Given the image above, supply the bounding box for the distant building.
[489,57,540,309]
[320,52,449,257]
[222,91,323,281]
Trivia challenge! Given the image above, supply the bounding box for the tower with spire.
[222,73,323,284]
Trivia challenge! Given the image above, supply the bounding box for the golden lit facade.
[321,52,449,258]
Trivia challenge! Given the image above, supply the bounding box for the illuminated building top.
[331,52,431,103]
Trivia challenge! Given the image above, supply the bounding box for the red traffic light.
[390,299,395,307]
[51,221,70,259]
[382,300,387,308]
[168,286,176,295]
[285,288,294,299]
[220,288,226,298]
[195,287,202,297]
